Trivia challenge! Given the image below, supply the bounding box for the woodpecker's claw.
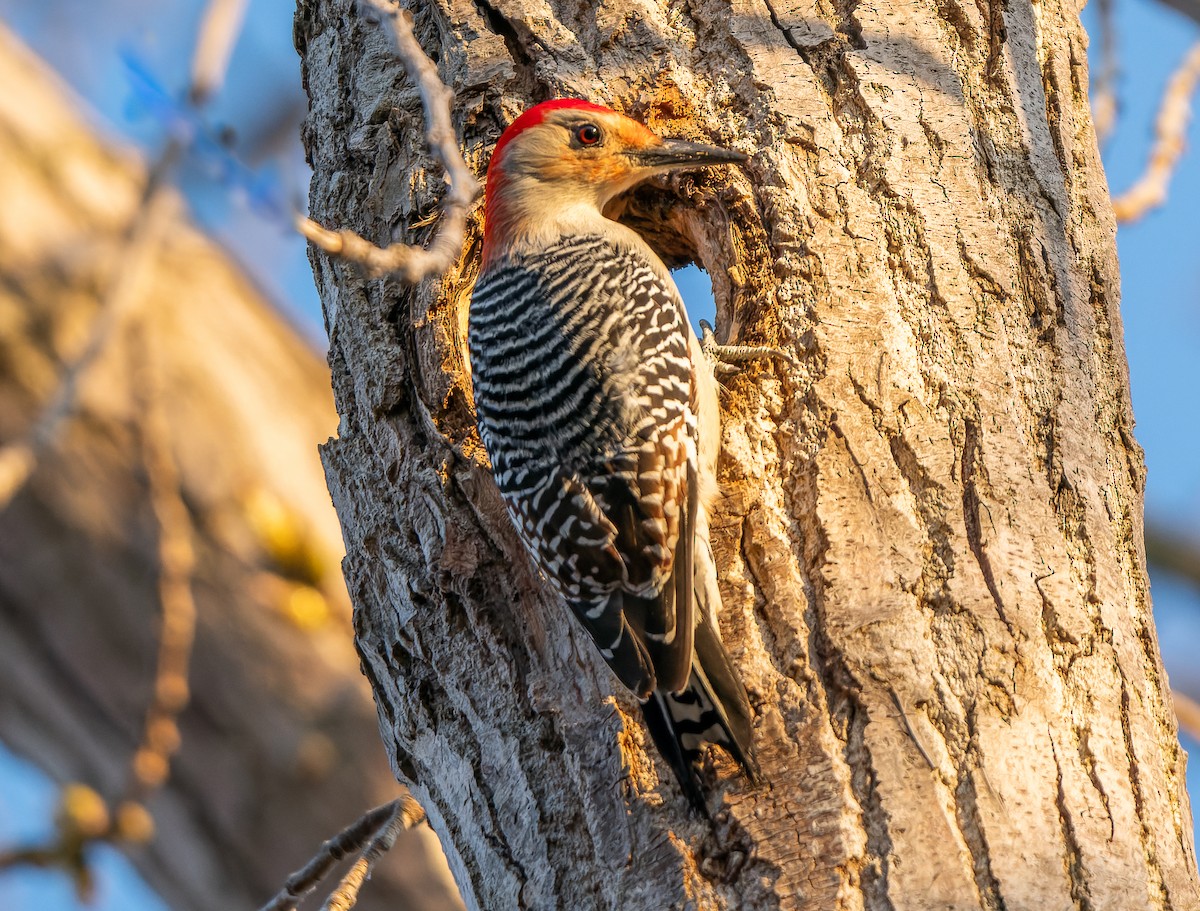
[699,320,797,377]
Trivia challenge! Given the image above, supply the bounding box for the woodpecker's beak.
[632,139,749,170]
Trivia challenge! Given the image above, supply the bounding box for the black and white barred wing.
[468,236,699,699]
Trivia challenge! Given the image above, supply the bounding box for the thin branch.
[296,0,481,282]
[1112,41,1200,223]
[258,802,398,911]
[258,798,425,911]
[320,798,422,911]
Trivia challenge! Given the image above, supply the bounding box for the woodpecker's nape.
[469,98,757,813]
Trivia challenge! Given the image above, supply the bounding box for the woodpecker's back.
[469,99,757,810]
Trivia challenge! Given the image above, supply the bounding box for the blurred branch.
[123,324,198,814]
[0,319,200,897]
[0,784,113,900]
[0,170,179,510]
[1092,0,1118,143]
[0,24,458,909]
[190,0,250,104]
[1112,41,1200,223]
[0,0,230,890]
[259,798,426,911]
[1174,691,1200,743]
[0,0,257,511]
[0,781,160,898]
[296,0,481,282]
[1155,0,1200,25]
[1144,521,1200,590]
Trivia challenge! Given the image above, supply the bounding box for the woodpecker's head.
[482,99,746,264]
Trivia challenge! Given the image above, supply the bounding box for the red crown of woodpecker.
[488,99,617,174]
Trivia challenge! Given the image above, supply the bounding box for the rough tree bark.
[296,0,1200,907]
[0,28,458,911]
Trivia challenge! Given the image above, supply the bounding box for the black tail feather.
[639,616,758,813]
[692,612,758,777]
[641,690,709,813]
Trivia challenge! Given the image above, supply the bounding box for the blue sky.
[1,0,1199,905]
[1085,0,1200,710]
[1098,4,1200,523]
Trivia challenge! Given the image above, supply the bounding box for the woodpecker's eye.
[575,124,602,146]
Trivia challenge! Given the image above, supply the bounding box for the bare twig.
[258,798,425,911]
[1112,41,1200,223]
[296,0,481,282]
[321,798,422,911]
[1091,0,1118,143]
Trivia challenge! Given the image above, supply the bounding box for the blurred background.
[0,0,1197,907]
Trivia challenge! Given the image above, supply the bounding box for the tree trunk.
[0,28,458,911]
[295,0,1200,906]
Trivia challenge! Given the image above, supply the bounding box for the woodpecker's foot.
[699,320,797,378]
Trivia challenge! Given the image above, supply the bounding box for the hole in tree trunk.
[606,180,734,341]
[673,263,717,338]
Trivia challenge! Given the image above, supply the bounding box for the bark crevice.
[1051,737,1096,911]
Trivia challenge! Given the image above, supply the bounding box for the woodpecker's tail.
[640,615,758,813]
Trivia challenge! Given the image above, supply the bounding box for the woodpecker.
[468,99,757,810]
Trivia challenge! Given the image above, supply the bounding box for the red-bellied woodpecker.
[469,99,758,810]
